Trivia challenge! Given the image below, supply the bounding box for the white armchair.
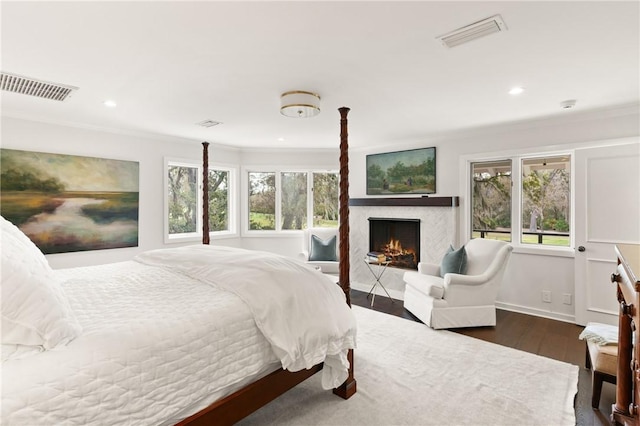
[403,238,513,329]
[298,227,339,275]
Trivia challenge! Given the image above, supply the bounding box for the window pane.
[471,160,512,242]
[208,169,228,232]
[521,156,571,246]
[281,172,307,230]
[313,172,339,228]
[248,172,275,230]
[168,165,198,234]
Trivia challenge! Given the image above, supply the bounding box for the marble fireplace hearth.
[349,197,459,300]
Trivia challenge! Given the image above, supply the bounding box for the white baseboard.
[495,301,576,324]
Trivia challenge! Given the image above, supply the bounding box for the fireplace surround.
[349,196,459,300]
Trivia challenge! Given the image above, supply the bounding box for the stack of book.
[367,251,389,263]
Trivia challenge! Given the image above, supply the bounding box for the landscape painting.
[0,149,139,254]
[366,147,436,195]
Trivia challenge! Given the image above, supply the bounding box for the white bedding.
[2,246,356,425]
[135,245,357,389]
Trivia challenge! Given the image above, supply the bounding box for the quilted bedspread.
[135,245,358,389]
[2,246,356,425]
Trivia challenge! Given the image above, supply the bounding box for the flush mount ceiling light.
[0,71,78,101]
[437,14,507,48]
[509,86,524,95]
[280,91,321,118]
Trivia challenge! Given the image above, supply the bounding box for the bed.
[1,108,356,425]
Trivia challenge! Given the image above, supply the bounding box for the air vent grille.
[197,120,222,128]
[0,71,78,101]
[437,15,507,48]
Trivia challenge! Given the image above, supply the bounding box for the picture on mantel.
[366,147,436,195]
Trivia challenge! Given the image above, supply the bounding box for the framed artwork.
[0,148,139,254]
[366,147,436,195]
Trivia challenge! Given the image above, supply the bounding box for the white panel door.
[574,141,640,326]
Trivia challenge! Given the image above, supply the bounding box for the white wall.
[1,116,242,269]
[1,116,339,267]
[3,104,639,323]
[349,104,640,322]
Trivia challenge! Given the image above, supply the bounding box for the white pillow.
[1,216,81,351]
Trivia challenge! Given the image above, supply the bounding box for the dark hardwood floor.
[350,289,614,426]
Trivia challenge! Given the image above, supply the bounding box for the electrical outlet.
[563,293,572,305]
[542,290,552,303]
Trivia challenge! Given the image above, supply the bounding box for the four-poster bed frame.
[179,107,356,425]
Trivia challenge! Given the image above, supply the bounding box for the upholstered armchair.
[298,227,339,275]
[403,238,513,329]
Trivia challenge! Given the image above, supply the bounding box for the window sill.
[511,245,575,258]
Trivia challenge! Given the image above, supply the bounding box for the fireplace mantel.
[349,196,459,207]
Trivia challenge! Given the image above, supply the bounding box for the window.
[312,172,339,228]
[245,169,339,232]
[167,163,199,235]
[521,156,571,247]
[166,159,236,241]
[248,172,276,230]
[469,154,571,248]
[471,160,512,242]
[207,169,229,232]
[281,172,307,230]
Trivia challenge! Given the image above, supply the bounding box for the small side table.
[363,258,394,307]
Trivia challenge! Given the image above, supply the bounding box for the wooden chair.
[585,339,617,409]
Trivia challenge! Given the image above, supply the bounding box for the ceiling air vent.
[196,119,222,128]
[0,71,78,101]
[437,15,507,48]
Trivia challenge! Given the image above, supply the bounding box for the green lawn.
[472,231,570,247]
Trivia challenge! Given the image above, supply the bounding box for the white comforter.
[135,245,357,389]
[2,246,357,425]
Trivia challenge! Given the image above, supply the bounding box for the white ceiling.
[1,1,639,150]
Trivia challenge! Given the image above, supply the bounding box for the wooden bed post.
[202,142,210,245]
[334,106,357,400]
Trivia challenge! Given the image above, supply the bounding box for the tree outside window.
[521,156,570,246]
[471,160,512,242]
[312,172,339,228]
[208,169,228,232]
[248,172,276,230]
[281,172,307,230]
[168,164,198,234]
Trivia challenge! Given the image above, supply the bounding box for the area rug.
[239,305,578,425]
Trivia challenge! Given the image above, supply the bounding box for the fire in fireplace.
[368,217,420,270]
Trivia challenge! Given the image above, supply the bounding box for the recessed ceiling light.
[103,100,117,108]
[508,87,524,95]
[277,137,285,142]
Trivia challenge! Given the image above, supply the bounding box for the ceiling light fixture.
[509,87,524,95]
[103,100,117,108]
[280,91,321,118]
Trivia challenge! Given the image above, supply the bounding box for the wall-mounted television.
[366,147,436,195]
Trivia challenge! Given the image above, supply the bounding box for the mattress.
[2,260,280,425]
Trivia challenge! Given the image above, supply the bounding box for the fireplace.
[368,217,420,270]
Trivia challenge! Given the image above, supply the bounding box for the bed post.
[202,141,210,245]
[333,106,357,400]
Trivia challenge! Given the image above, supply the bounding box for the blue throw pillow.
[309,235,337,262]
[440,244,467,277]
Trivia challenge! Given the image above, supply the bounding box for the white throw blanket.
[135,245,357,389]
